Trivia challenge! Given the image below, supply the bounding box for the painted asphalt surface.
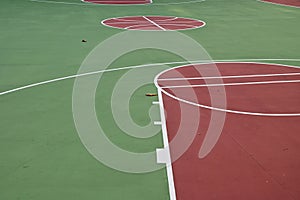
[157,63,300,199]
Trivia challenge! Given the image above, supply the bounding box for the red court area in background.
[102,16,206,31]
[156,63,300,200]
[261,0,300,8]
[82,0,151,5]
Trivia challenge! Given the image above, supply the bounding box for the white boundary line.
[154,0,204,5]
[142,16,166,31]
[258,0,300,9]
[29,0,205,6]
[30,0,91,6]
[82,0,152,5]
[158,72,300,81]
[157,88,177,200]
[161,79,300,89]
[1,59,299,97]
[84,0,206,5]
[0,60,200,96]
[101,15,206,31]
[154,62,300,117]
[85,0,149,2]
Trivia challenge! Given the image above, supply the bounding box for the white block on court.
[152,101,160,105]
[156,148,171,164]
[154,121,162,125]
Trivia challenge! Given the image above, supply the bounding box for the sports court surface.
[83,0,152,5]
[0,0,299,200]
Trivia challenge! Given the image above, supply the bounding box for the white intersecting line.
[142,16,167,31]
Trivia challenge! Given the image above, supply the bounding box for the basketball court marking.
[154,62,300,116]
[1,59,299,97]
[101,16,206,31]
[29,0,205,6]
[142,16,166,31]
[1,61,300,200]
[161,79,300,89]
[157,90,176,200]
[158,72,300,81]
[258,0,300,8]
[154,62,300,200]
[154,0,204,5]
[82,0,152,5]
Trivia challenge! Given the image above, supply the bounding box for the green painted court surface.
[0,0,299,199]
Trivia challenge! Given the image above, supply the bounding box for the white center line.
[142,16,167,31]
[161,79,300,89]
[158,72,300,81]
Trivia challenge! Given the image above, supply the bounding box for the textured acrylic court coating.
[0,0,300,200]
[158,63,300,200]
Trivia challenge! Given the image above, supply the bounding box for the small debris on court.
[146,93,157,97]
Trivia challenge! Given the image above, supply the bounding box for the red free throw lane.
[102,16,206,31]
[157,62,300,200]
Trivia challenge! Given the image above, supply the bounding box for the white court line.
[125,24,160,30]
[155,20,204,24]
[0,60,201,96]
[1,59,300,97]
[154,121,162,125]
[30,0,205,6]
[102,15,206,31]
[82,0,152,5]
[86,0,146,1]
[154,0,204,5]
[161,79,300,89]
[1,61,300,199]
[103,21,149,25]
[125,25,148,30]
[105,22,200,26]
[125,24,151,29]
[142,16,166,31]
[154,61,300,117]
[86,0,149,3]
[30,0,89,6]
[157,88,177,200]
[158,72,300,81]
[125,22,203,31]
[153,17,178,22]
[157,62,299,199]
[258,0,300,9]
[151,24,200,27]
[111,17,144,22]
[125,24,199,30]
